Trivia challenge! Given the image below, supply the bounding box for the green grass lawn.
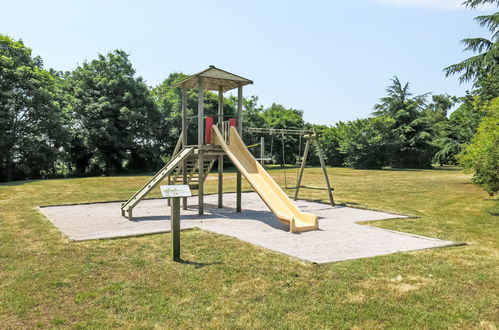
[0,167,497,329]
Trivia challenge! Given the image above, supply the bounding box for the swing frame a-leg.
[293,135,334,206]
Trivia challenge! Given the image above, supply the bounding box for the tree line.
[0,0,497,194]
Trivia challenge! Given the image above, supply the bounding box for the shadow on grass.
[483,198,499,216]
[0,180,42,186]
[178,259,222,268]
[380,168,425,172]
[428,166,461,171]
[379,166,461,172]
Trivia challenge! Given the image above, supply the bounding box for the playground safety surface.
[40,192,459,264]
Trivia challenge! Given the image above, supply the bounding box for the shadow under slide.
[212,125,318,233]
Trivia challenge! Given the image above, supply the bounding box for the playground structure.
[39,66,457,264]
[120,66,332,232]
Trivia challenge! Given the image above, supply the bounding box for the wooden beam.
[289,185,334,191]
[260,136,265,166]
[236,84,243,212]
[314,137,334,206]
[218,85,224,125]
[218,86,224,208]
[182,87,187,146]
[170,197,181,261]
[167,173,172,206]
[182,87,188,209]
[198,78,205,215]
[172,133,183,157]
[237,84,243,134]
[245,127,313,135]
[294,138,311,201]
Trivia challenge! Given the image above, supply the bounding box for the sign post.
[160,185,191,261]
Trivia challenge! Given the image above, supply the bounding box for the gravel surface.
[39,192,457,263]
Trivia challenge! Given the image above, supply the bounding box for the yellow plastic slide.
[212,125,319,232]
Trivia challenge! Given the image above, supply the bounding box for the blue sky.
[0,0,493,124]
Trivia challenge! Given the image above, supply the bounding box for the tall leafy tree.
[317,125,346,167]
[373,77,427,118]
[431,94,486,166]
[64,50,160,175]
[0,34,64,181]
[459,97,499,195]
[373,77,436,168]
[443,0,499,194]
[444,0,498,99]
[337,117,396,169]
[152,72,190,159]
[226,94,264,130]
[424,94,460,165]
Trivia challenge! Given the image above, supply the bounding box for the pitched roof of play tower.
[174,65,253,92]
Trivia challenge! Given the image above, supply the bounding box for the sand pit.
[39,192,458,264]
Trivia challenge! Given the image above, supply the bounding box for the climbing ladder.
[169,157,216,190]
[121,147,194,220]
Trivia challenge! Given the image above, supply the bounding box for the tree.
[423,94,460,165]
[152,72,190,160]
[449,96,486,142]
[0,34,64,181]
[444,0,498,99]
[430,95,486,166]
[337,117,396,169]
[373,77,427,118]
[318,124,346,167]
[64,50,160,175]
[373,77,437,168]
[238,95,266,130]
[459,97,499,195]
[432,137,461,166]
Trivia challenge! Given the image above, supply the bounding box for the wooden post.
[260,136,265,166]
[294,138,311,201]
[218,86,224,208]
[170,197,181,261]
[236,84,243,212]
[218,86,224,126]
[167,175,172,206]
[198,78,205,215]
[181,87,188,210]
[161,185,190,262]
[314,137,335,206]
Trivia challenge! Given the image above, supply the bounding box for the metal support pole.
[236,84,243,212]
[171,197,181,261]
[294,138,311,201]
[198,78,205,215]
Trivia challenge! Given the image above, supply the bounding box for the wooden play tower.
[121,66,252,219]
[121,65,333,232]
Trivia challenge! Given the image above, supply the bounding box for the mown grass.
[0,167,497,329]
